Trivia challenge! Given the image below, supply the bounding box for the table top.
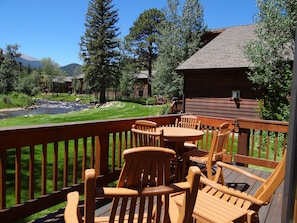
[157,126,204,142]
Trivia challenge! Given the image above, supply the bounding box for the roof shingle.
[176,24,256,70]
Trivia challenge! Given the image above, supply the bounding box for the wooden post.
[237,128,250,156]
[281,25,297,222]
[95,134,109,176]
[236,126,250,166]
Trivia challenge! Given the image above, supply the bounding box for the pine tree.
[80,0,120,103]
[124,8,165,97]
[0,44,21,94]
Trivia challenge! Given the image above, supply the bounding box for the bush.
[2,95,12,105]
[160,103,171,115]
[145,97,156,105]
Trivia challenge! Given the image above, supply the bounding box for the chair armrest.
[96,187,139,198]
[213,149,227,160]
[200,177,264,205]
[96,184,191,198]
[65,192,82,223]
[216,161,266,183]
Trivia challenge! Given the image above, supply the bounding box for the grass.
[1,100,165,222]
[0,101,164,127]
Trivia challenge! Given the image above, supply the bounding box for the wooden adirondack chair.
[175,115,200,129]
[64,147,201,223]
[187,123,230,180]
[175,115,201,148]
[132,120,157,132]
[172,149,287,223]
[131,127,164,147]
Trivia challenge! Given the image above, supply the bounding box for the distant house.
[52,73,84,94]
[134,70,156,98]
[176,24,263,119]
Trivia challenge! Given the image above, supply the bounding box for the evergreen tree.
[0,44,21,94]
[244,0,297,121]
[154,0,205,98]
[124,8,165,97]
[80,0,120,104]
[182,0,205,59]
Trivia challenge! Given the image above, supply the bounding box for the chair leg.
[247,210,259,223]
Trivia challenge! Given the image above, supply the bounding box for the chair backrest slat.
[176,115,200,129]
[131,127,164,147]
[206,123,231,180]
[133,120,157,131]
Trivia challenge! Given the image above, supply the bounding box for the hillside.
[60,63,82,76]
[11,52,82,76]
[15,54,43,69]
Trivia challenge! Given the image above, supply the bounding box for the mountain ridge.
[15,52,82,76]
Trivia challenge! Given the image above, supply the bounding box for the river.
[0,99,93,119]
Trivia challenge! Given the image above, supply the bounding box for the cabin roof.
[136,70,156,79]
[176,24,256,70]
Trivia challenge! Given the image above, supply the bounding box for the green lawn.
[3,101,165,222]
[0,101,164,127]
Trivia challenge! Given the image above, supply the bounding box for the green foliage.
[0,44,21,94]
[118,56,138,99]
[145,97,156,105]
[153,0,205,98]
[0,92,34,108]
[41,58,66,94]
[124,8,165,97]
[16,70,41,96]
[160,103,171,115]
[243,0,297,121]
[80,0,120,104]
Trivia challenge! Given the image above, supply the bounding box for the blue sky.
[0,0,258,66]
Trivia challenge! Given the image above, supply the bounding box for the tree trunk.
[100,87,106,104]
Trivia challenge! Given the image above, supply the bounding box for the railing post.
[237,126,250,166]
[95,133,109,176]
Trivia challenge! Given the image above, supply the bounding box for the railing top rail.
[236,118,288,133]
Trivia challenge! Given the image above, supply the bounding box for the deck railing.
[0,114,288,222]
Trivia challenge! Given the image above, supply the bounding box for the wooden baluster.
[112,133,116,172]
[53,142,58,191]
[73,139,78,184]
[0,149,6,209]
[15,147,21,204]
[42,143,47,195]
[90,136,95,168]
[29,145,35,199]
[63,140,69,187]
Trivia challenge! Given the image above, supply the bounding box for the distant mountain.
[15,54,43,69]
[1,49,82,73]
[60,63,82,76]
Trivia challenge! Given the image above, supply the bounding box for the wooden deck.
[222,166,283,223]
[32,165,283,223]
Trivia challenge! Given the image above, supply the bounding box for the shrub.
[145,97,156,105]
[160,103,171,115]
